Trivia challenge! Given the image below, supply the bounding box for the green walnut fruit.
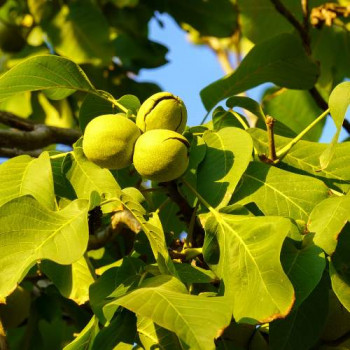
[133,129,190,182]
[136,92,187,133]
[83,114,141,169]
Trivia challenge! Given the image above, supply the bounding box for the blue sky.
[137,13,347,143]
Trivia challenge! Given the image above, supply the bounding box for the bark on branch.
[0,110,82,157]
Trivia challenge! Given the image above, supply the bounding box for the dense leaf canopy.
[0,1,350,350]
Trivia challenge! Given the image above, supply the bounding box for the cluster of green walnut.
[82,92,189,182]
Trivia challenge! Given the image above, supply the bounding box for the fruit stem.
[181,178,215,214]
[276,108,330,160]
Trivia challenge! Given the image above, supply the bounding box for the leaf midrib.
[216,214,284,313]
[244,173,309,217]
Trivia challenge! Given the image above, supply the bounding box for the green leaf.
[282,238,326,307]
[79,94,116,132]
[321,290,350,343]
[211,107,245,130]
[50,152,77,200]
[200,33,319,111]
[116,94,140,115]
[67,142,121,200]
[249,128,350,192]
[0,196,89,299]
[232,161,329,222]
[237,0,301,43]
[91,310,136,350]
[0,55,95,102]
[120,191,176,276]
[44,0,113,65]
[109,275,231,350]
[226,95,266,121]
[166,0,237,37]
[0,152,56,210]
[320,82,350,169]
[137,316,183,350]
[329,228,350,311]
[114,35,168,70]
[203,214,294,323]
[63,316,99,350]
[269,275,329,350]
[262,89,323,141]
[41,256,95,305]
[197,127,253,208]
[308,194,350,255]
[174,263,217,284]
[89,257,144,324]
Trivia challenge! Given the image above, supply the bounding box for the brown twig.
[0,126,81,150]
[266,116,277,161]
[270,0,311,53]
[0,110,82,156]
[0,111,35,131]
[301,0,310,32]
[0,148,43,158]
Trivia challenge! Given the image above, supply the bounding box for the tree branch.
[0,148,43,158]
[270,0,311,53]
[0,111,35,131]
[301,0,310,32]
[0,110,82,153]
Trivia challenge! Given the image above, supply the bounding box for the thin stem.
[138,271,148,287]
[185,200,199,248]
[50,151,71,160]
[329,188,344,197]
[229,110,249,130]
[200,110,211,125]
[266,116,277,161]
[301,0,310,32]
[181,178,215,214]
[100,197,120,206]
[96,90,129,114]
[270,0,311,53]
[155,197,171,215]
[276,108,330,159]
[140,187,165,193]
